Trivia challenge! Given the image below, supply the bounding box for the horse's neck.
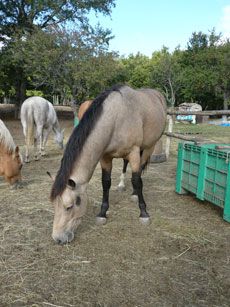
[0,144,12,171]
[0,141,14,155]
[52,119,61,133]
[70,146,101,185]
[70,125,111,185]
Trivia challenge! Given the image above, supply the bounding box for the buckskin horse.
[20,96,64,162]
[50,84,167,244]
[0,119,23,189]
[78,99,139,196]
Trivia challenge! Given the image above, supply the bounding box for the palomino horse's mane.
[50,83,125,201]
[0,119,16,153]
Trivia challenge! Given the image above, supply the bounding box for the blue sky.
[89,0,230,57]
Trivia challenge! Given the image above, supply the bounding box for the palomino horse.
[50,84,167,244]
[20,97,64,162]
[0,119,23,189]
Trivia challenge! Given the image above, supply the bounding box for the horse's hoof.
[131,195,138,203]
[25,159,30,163]
[117,185,125,192]
[40,152,46,156]
[95,217,107,226]
[34,157,39,161]
[139,217,151,226]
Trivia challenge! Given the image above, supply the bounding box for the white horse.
[20,96,64,162]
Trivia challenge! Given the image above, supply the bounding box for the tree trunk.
[14,75,27,119]
[222,91,230,121]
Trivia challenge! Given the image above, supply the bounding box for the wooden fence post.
[165,115,174,159]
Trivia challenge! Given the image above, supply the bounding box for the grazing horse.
[20,97,64,162]
[78,99,163,196]
[50,84,167,244]
[78,99,136,194]
[0,119,23,189]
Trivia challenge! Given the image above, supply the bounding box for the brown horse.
[78,100,93,121]
[50,84,167,244]
[0,120,23,189]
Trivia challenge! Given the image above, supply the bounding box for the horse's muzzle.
[52,231,74,244]
[10,180,23,190]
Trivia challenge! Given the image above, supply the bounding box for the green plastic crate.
[176,142,230,222]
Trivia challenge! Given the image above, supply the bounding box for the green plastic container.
[176,142,230,222]
[74,117,79,128]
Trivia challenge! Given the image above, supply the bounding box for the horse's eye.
[66,205,74,211]
[75,196,81,206]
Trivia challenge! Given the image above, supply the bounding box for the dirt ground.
[1,118,230,307]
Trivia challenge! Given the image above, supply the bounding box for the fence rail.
[167,110,230,116]
[165,109,230,159]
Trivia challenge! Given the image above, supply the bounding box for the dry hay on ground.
[0,119,230,306]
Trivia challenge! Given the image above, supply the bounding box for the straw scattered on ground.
[1,118,230,306]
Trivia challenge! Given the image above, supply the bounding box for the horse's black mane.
[50,83,125,201]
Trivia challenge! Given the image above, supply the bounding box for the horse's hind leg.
[131,146,155,203]
[96,157,112,226]
[23,126,30,163]
[33,137,39,161]
[41,127,52,156]
[129,147,151,226]
[117,159,129,191]
[34,126,42,160]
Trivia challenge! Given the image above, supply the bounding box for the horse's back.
[21,97,55,127]
[102,86,167,155]
[137,88,167,113]
[78,100,93,121]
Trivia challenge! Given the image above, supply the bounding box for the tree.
[211,40,230,112]
[16,25,118,115]
[112,53,153,89]
[0,0,115,42]
[181,29,223,110]
[151,47,185,107]
[0,0,116,115]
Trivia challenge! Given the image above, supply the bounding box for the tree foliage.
[0,0,116,115]
[0,0,115,42]
[12,24,118,113]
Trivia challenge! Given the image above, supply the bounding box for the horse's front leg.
[95,157,112,226]
[129,146,151,226]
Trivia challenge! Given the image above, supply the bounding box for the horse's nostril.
[57,239,62,244]
[67,232,74,243]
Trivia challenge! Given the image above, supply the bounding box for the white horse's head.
[54,129,64,149]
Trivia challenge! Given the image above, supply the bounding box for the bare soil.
[1,117,230,307]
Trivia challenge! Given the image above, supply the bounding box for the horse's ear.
[15,146,19,154]
[61,129,65,134]
[67,179,76,189]
[47,171,55,181]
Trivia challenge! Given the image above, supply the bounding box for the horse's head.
[3,146,23,189]
[54,129,65,149]
[51,178,88,244]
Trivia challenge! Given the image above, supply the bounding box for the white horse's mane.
[0,119,16,152]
